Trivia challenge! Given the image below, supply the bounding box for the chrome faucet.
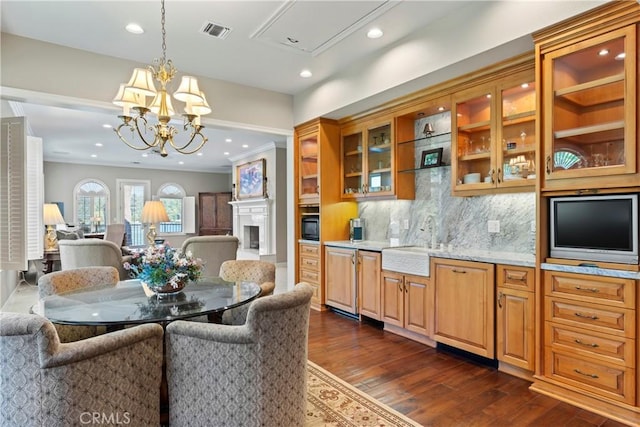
[420,215,438,249]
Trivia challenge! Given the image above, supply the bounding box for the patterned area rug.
[306,361,422,427]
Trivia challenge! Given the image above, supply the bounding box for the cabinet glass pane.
[551,35,626,172]
[300,136,318,197]
[502,81,536,181]
[343,131,363,195]
[367,124,392,193]
[456,94,492,182]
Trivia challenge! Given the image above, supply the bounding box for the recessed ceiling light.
[126,23,144,34]
[299,69,312,78]
[223,152,230,156]
[598,49,609,56]
[102,124,112,129]
[242,144,249,148]
[486,94,492,98]
[178,161,184,165]
[521,83,529,89]
[367,28,383,39]
[95,143,103,147]
[616,52,626,60]
[225,138,232,143]
[438,106,445,111]
[91,154,97,158]
[142,153,148,157]
[197,152,203,156]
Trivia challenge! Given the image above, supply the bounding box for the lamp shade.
[141,201,169,224]
[113,84,144,108]
[126,68,157,97]
[173,76,203,103]
[43,204,64,226]
[149,90,175,117]
[186,91,212,116]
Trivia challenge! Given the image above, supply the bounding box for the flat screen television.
[549,193,639,265]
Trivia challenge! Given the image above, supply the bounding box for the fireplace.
[229,198,274,261]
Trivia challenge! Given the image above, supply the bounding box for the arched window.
[157,183,186,234]
[74,179,110,234]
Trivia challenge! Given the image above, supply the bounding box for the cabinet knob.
[497,291,504,308]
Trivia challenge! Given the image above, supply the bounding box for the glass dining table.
[33,277,262,329]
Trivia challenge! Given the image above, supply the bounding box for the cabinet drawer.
[545,322,635,367]
[300,244,320,257]
[545,271,635,308]
[300,268,320,284]
[497,265,534,292]
[300,255,320,269]
[545,348,635,405]
[546,297,635,338]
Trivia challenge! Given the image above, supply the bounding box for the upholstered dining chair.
[166,282,314,427]
[37,266,120,342]
[59,239,131,280]
[180,235,239,277]
[0,312,164,427]
[104,223,125,246]
[219,259,277,324]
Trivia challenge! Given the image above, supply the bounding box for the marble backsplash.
[358,112,536,255]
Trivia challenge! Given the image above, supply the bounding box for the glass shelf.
[398,132,452,146]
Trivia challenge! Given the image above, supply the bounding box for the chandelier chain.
[160,0,167,64]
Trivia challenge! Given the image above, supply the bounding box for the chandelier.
[112,0,211,157]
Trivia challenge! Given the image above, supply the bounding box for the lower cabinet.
[433,258,495,358]
[324,246,357,314]
[381,270,433,339]
[496,265,535,374]
[299,243,321,309]
[358,251,381,320]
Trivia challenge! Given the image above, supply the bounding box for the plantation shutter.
[26,136,44,261]
[183,196,196,234]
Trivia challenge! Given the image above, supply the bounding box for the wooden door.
[198,192,232,235]
[324,246,357,313]
[497,287,534,370]
[358,250,381,320]
[381,270,403,327]
[405,274,433,338]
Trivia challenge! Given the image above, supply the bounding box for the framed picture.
[420,148,443,169]
[236,159,266,199]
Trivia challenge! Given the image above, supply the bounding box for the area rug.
[306,361,422,427]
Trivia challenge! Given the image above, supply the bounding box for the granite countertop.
[323,240,404,252]
[541,262,640,280]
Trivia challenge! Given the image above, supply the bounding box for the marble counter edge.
[428,249,535,268]
[298,239,321,245]
[540,262,640,279]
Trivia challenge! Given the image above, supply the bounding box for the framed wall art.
[420,148,443,169]
[236,159,266,199]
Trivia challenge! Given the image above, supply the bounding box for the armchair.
[166,282,314,427]
[219,260,277,325]
[59,239,131,280]
[0,312,163,427]
[180,235,238,277]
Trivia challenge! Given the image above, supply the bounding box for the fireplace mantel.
[229,198,274,260]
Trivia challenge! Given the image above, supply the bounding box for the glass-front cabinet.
[541,25,637,191]
[341,120,394,199]
[299,132,319,203]
[452,68,536,195]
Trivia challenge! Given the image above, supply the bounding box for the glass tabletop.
[34,277,261,327]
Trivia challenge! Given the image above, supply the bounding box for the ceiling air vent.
[201,21,232,40]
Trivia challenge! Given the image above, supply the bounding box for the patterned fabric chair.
[59,239,131,280]
[219,260,277,324]
[0,312,163,427]
[166,282,314,427]
[37,266,120,342]
[180,235,238,278]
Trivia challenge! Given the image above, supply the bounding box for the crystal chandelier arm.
[113,116,160,150]
[167,126,208,155]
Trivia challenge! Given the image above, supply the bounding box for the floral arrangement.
[124,244,203,290]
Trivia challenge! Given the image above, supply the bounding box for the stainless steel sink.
[381,246,431,276]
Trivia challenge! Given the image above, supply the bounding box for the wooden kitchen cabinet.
[381,270,433,343]
[198,192,232,235]
[324,246,357,314]
[299,243,321,307]
[496,265,535,375]
[535,4,639,192]
[451,66,536,196]
[358,250,381,320]
[432,258,495,358]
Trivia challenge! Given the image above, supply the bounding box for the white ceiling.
[0,0,580,173]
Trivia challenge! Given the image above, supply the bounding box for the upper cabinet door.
[541,25,638,191]
[299,132,320,202]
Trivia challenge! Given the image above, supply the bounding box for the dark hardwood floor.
[307,309,628,427]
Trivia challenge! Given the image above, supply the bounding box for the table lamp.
[141,201,169,246]
[43,203,65,251]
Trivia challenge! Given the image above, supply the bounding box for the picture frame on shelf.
[236,158,266,199]
[420,148,443,168]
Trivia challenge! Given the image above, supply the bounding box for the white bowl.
[463,173,481,184]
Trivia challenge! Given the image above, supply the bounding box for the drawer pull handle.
[575,286,599,293]
[574,312,599,320]
[574,339,599,348]
[506,274,526,282]
[574,369,599,379]
[452,269,466,274]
